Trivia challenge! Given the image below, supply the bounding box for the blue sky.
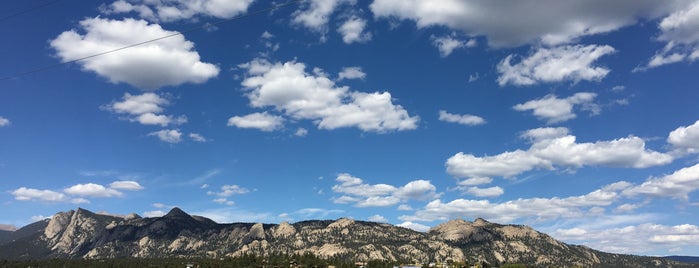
[2,0,699,256]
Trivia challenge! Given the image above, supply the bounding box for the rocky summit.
[0,208,693,267]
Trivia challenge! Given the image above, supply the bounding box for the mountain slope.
[0,208,694,267]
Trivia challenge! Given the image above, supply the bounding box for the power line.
[0,0,65,23]
[0,0,302,81]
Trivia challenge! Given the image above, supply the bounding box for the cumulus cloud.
[520,127,570,142]
[13,180,143,204]
[189,133,207,142]
[446,127,672,180]
[623,163,699,200]
[148,129,183,143]
[227,112,284,131]
[64,183,122,197]
[143,210,166,217]
[50,17,219,90]
[103,92,187,127]
[338,16,372,44]
[294,128,309,137]
[101,0,254,22]
[397,221,430,232]
[292,0,354,33]
[368,214,388,222]
[109,180,144,191]
[641,2,699,69]
[497,45,615,86]
[0,116,10,127]
[337,67,366,80]
[213,198,235,206]
[438,110,485,126]
[370,0,682,47]
[555,223,699,254]
[401,182,623,223]
[668,120,699,154]
[208,184,250,197]
[238,59,419,133]
[332,173,439,207]
[12,187,68,202]
[431,34,475,57]
[513,92,599,124]
[465,186,505,198]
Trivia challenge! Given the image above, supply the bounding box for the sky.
[1,0,699,257]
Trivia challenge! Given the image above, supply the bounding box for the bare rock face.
[44,210,73,240]
[429,218,493,242]
[327,218,354,229]
[2,208,685,268]
[248,223,265,240]
[272,222,296,238]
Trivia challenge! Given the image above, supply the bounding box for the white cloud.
[189,133,207,142]
[623,163,699,200]
[642,2,699,69]
[554,223,699,254]
[497,45,615,86]
[370,0,682,47]
[520,127,570,142]
[12,187,68,202]
[0,116,10,127]
[465,186,505,198]
[292,0,354,33]
[71,198,90,204]
[239,59,419,133]
[668,119,699,154]
[213,198,235,206]
[64,183,122,197]
[431,34,475,57]
[109,180,144,191]
[457,177,493,186]
[397,221,430,232]
[261,31,274,39]
[447,150,551,179]
[438,110,485,126]
[294,128,308,137]
[107,92,167,115]
[337,67,366,80]
[397,204,413,211]
[332,173,439,207]
[227,112,284,131]
[148,129,183,143]
[292,208,344,219]
[446,127,672,180]
[338,16,372,44]
[401,182,623,223]
[143,210,166,217]
[513,92,599,124]
[152,203,173,209]
[50,17,219,90]
[208,184,249,197]
[104,93,186,127]
[368,214,388,222]
[101,0,254,22]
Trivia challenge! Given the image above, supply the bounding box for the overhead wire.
[0,0,303,81]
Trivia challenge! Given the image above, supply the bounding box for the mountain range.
[0,207,695,267]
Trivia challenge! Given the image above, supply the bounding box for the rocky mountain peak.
[1,208,691,268]
[163,207,190,219]
[328,217,354,229]
[272,221,296,238]
[473,218,490,227]
[44,210,74,240]
[124,213,141,220]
